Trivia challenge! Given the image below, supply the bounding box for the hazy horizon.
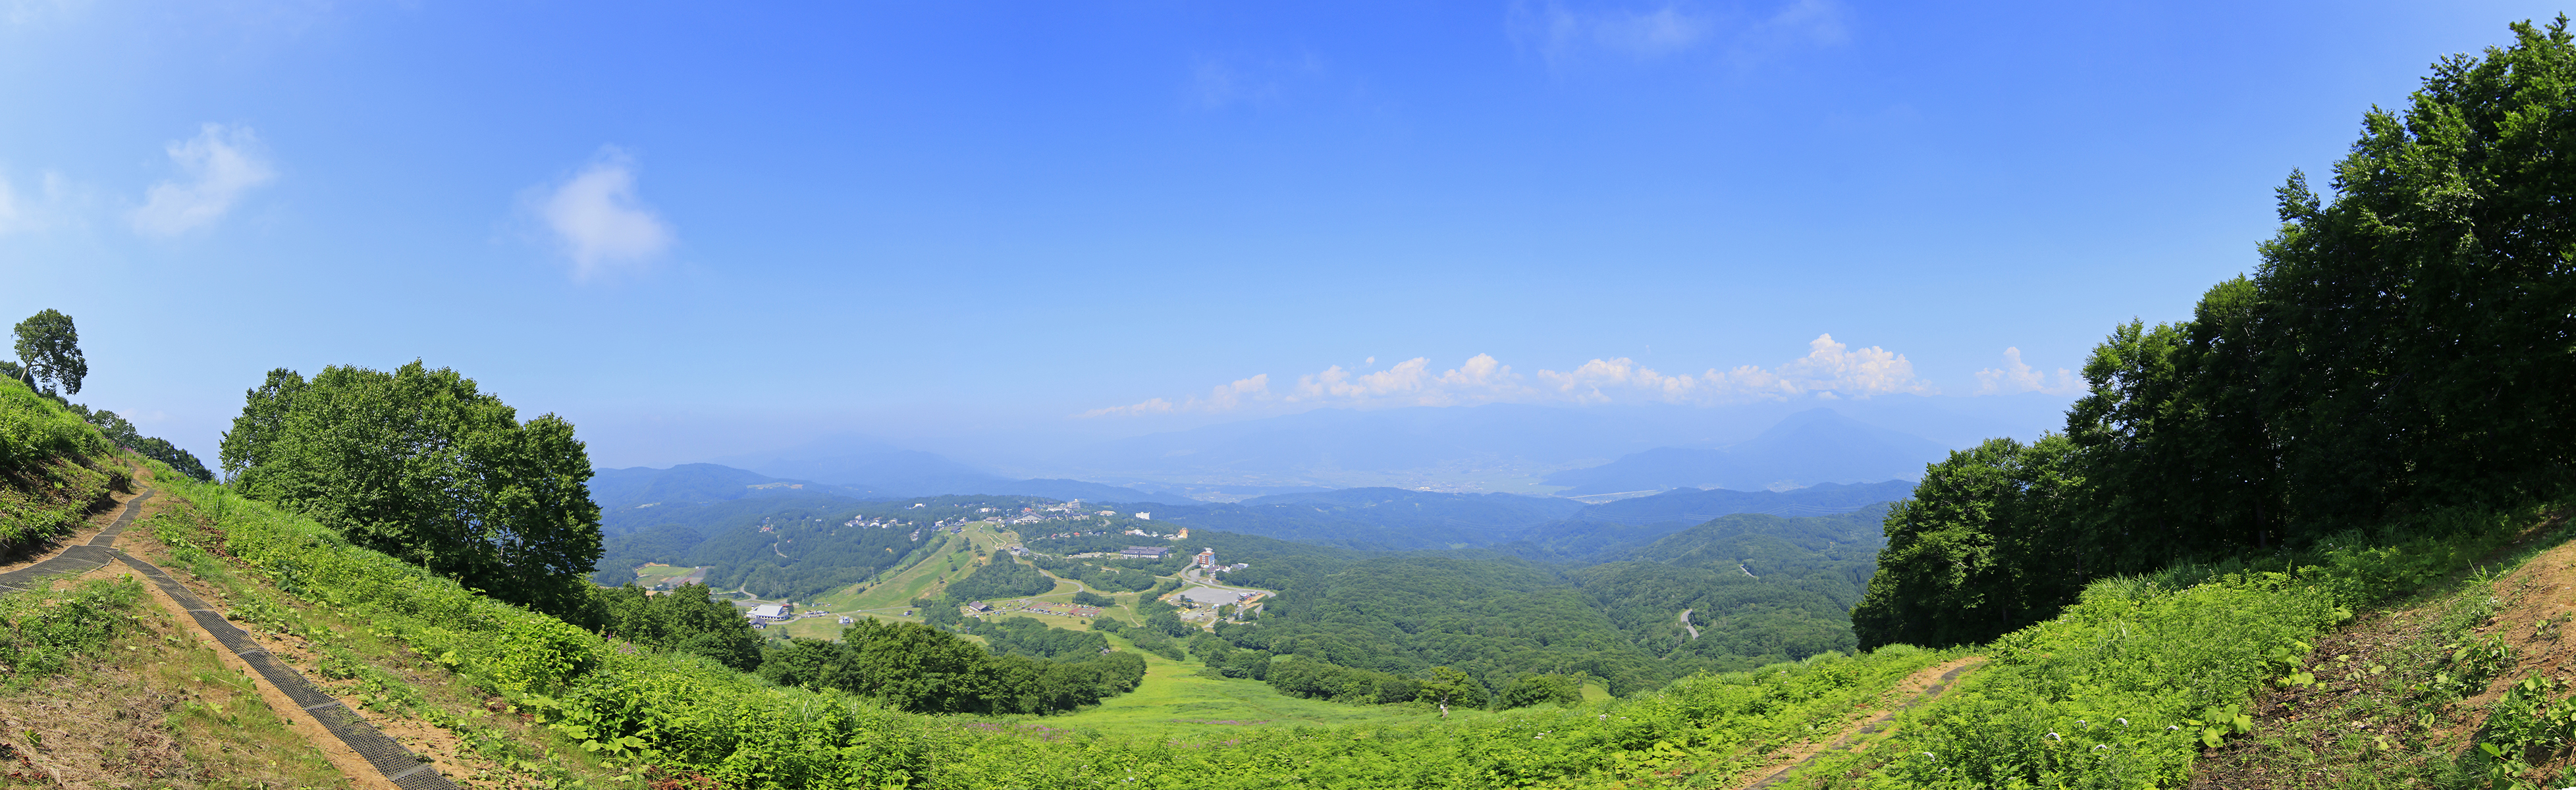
[3,1,2550,478]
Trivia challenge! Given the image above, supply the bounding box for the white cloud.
[130,124,274,236]
[1078,398,1179,419]
[1077,334,1939,418]
[0,172,86,236]
[1289,354,1528,408]
[1187,52,1326,110]
[1975,347,2081,396]
[1078,374,1277,419]
[1538,334,1929,404]
[1511,0,1844,66]
[0,177,20,234]
[534,149,674,276]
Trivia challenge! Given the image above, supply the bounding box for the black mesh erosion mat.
[113,550,464,789]
[16,486,472,790]
[0,489,153,594]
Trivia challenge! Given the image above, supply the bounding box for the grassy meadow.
[1032,631,1491,737]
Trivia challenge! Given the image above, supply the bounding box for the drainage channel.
[115,548,464,789]
[0,489,155,593]
[0,485,461,790]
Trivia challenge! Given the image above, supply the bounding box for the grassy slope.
[2182,516,2576,789]
[125,467,643,790]
[771,522,1443,739]
[788,521,1157,639]
[1032,631,1496,736]
[1755,504,2576,789]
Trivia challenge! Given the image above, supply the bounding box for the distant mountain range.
[589,463,1200,527]
[687,440,1208,505]
[1542,409,1950,495]
[1137,480,1914,552]
[1019,396,2058,495]
[610,396,2051,511]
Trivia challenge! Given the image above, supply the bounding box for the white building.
[748,604,790,622]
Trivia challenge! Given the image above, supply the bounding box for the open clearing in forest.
[1033,632,1486,736]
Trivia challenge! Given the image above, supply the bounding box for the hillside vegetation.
[128,449,2576,789]
[0,378,122,546]
[1856,18,2576,652]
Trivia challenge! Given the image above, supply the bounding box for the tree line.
[3,309,212,481]
[1854,19,2576,649]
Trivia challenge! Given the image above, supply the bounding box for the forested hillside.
[1124,480,1910,553]
[1571,508,1885,664]
[594,493,1144,598]
[1855,18,2576,651]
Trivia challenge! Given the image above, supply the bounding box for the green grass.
[1033,632,1490,737]
[794,522,1164,637]
[1578,680,1611,702]
[630,563,701,587]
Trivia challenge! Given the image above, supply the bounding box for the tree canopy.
[219,361,603,616]
[10,309,86,398]
[1855,18,2576,650]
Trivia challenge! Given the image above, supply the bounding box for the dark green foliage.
[1142,608,1191,637]
[1860,20,2576,646]
[586,583,762,671]
[1416,666,1486,710]
[1023,554,1160,592]
[72,406,212,481]
[1114,623,1187,660]
[10,309,85,398]
[1220,648,1274,679]
[1852,437,2081,650]
[595,494,1076,599]
[758,619,1144,714]
[1236,556,1669,695]
[971,616,1109,659]
[1069,590,1114,607]
[1264,655,1424,704]
[1571,508,1885,666]
[944,555,1054,602]
[666,502,922,599]
[218,362,603,617]
[1496,673,1585,710]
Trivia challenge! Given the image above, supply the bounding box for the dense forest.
[1854,19,2576,650]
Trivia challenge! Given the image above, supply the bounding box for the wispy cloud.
[1076,334,1939,418]
[1536,334,1929,404]
[533,148,674,277]
[1520,3,1713,61]
[1187,52,1327,110]
[0,171,78,235]
[130,124,274,236]
[1510,0,1845,67]
[1974,347,2081,396]
[1080,375,1275,418]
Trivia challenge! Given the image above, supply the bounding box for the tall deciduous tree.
[1851,436,2080,650]
[11,309,86,398]
[219,361,603,616]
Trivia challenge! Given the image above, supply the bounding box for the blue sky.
[0,0,2559,469]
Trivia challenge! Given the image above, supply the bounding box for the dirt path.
[0,479,151,577]
[78,484,468,790]
[1732,656,1987,789]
